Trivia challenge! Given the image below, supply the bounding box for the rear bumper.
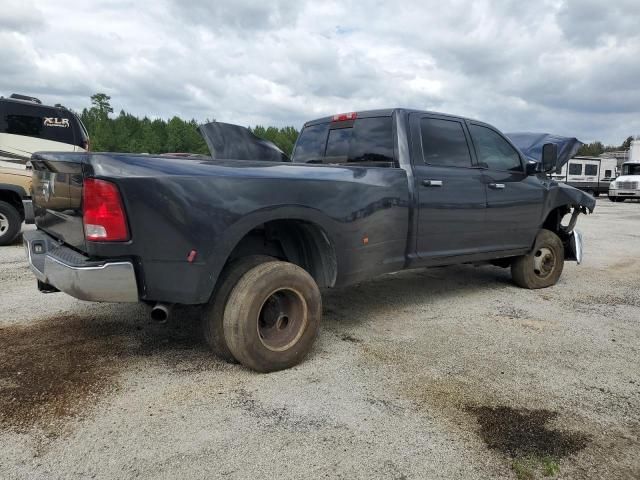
[23,230,139,302]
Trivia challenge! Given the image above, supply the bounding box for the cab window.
[294,116,395,166]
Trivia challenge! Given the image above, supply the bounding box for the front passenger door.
[468,123,544,250]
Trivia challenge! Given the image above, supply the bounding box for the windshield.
[622,164,640,176]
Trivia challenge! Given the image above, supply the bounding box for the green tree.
[79,93,298,157]
[90,93,113,119]
[577,141,605,156]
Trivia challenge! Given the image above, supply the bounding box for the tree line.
[576,136,634,157]
[79,93,299,156]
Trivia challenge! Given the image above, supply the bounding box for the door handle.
[422,179,443,187]
[488,183,506,190]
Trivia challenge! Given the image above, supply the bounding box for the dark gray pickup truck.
[24,108,595,372]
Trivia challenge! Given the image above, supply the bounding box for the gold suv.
[0,162,33,245]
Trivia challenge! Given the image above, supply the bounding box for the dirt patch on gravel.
[0,310,211,432]
[466,405,590,459]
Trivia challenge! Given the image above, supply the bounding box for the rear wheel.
[0,201,21,246]
[201,255,274,362]
[223,261,322,373]
[511,229,564,289]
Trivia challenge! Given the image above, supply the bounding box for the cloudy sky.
[1,0,639,144]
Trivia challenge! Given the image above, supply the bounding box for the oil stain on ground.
[466,405,589,458]
[0,309,214,433]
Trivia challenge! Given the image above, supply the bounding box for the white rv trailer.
[0,94,89,164]
[609,139,640,202]
[551,156,617,196]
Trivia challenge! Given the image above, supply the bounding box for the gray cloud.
[0,0,638,144]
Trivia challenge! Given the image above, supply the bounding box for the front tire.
[223,261,322,373]
[0,201,21,246]
[511,229,564,289]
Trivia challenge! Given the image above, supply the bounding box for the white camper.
[609,139,640,202]
[0,94,89,164]
[551,156,617,196]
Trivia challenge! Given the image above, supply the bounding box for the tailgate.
[31,153,87,252]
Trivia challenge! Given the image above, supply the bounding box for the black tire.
[608,196,616,202]
[0,201,21,246]
[201,255,275,362]
[511,229,564,289]
[592,191,600,197]
[223,261,322,373]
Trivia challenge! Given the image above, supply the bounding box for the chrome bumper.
[609,189,640,197]
[567,229,583,265]
[23,230,139,302]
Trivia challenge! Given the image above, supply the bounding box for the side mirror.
[541,143,558,172]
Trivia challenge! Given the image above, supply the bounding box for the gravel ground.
[0,199,639,479]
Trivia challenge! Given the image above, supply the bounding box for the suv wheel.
[223,261,322,372]
[201,255,275,362]
[511,229,564,289]
[0,201,21,246]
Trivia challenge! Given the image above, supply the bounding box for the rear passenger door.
[467,123,544,250]
[409,113,489,259]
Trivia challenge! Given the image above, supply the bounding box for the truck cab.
[609,139,640,202]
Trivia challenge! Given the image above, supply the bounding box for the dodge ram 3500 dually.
[24,108,595,372]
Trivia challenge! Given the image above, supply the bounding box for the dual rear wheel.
[202,257,322,373]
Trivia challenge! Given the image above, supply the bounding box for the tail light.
[82,140,91,151]
[83,178,129,242]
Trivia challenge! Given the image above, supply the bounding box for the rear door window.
[294,116,395,166]
[420,117,472,167]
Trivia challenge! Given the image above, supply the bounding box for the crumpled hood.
[198,122,289,162]
[506,132,583,170]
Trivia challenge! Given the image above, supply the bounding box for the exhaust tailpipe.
[150,303,172,323]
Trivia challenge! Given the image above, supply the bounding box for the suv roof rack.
[8,93,42,104]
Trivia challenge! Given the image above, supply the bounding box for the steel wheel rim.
[533,246,555,279]
[257,287,308,352]
[0,213,8,236]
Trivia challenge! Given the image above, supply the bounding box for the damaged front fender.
[547,181,596,214]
